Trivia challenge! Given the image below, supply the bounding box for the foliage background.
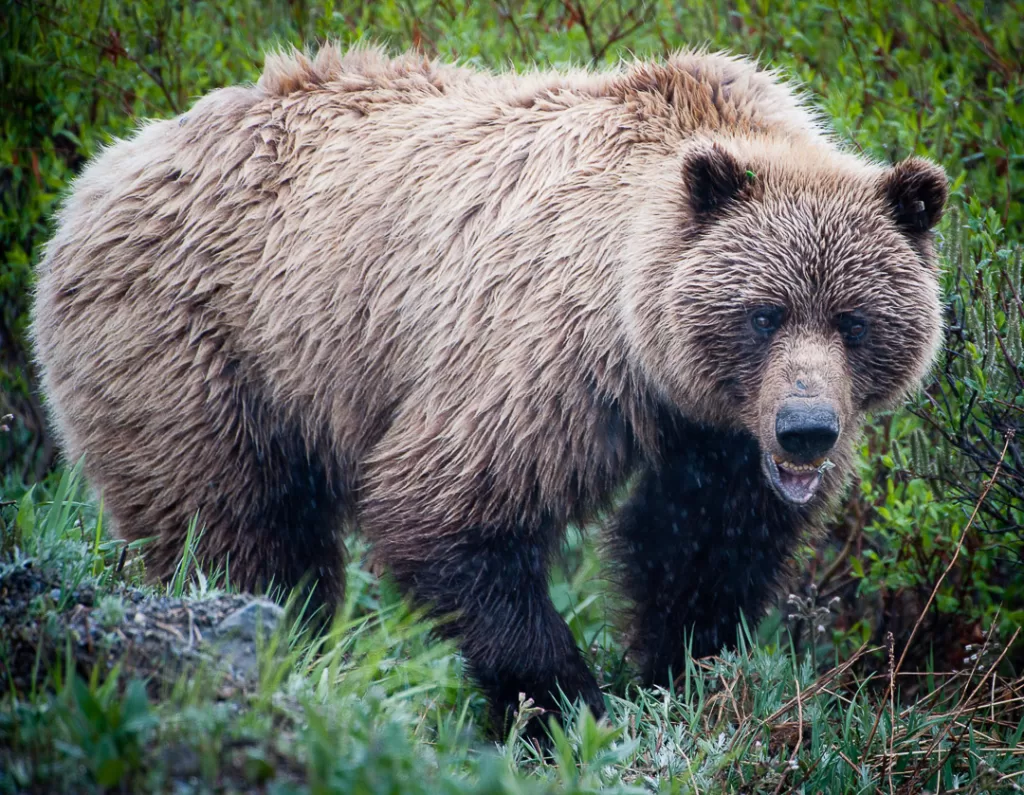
[1,0,1023,791]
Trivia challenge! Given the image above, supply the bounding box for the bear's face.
[633,141,948,508]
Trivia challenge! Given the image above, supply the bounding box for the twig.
[762,643,879,726]
[936,0,1016,81]
[887,632,895,795]
[816,526,858,593]
[770,679,802,795]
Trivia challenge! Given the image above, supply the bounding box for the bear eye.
[750,306,785,336]
[837,313,869,345]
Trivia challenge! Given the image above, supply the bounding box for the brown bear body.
[32,45,946,732]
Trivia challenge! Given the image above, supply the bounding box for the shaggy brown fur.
[32,44,946,733]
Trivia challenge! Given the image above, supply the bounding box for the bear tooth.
[777,460,818,472]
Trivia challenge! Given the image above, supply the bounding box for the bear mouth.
[763,453,827,506]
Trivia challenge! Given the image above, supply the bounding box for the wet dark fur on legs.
[607,419,806,688]
[232,388,349,611]
[381,531,605,736]
[373,418,803,736]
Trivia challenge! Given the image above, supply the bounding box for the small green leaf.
[15,488,35,536]
[95,757,126,788]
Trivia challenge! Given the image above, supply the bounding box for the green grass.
[3,468,1024,794]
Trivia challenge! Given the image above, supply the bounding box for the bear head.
[626,136,948,508]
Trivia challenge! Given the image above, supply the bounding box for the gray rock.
[210,599,287,679]
[215,598,285,641]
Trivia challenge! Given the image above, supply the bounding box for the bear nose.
[775,401,840,460]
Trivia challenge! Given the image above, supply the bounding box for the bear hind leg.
[200,388,350,614]
[92,381,350,616]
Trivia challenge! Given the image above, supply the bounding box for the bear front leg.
[607,421,807,688]
[374,529,605,736]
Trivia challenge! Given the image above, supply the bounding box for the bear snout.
[774,400,840,462]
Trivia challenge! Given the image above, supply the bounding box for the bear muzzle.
[775,400,840,460]
[763,399,841,506]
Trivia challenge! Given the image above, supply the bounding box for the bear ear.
[682,142,751,216]
[880,157,948,234]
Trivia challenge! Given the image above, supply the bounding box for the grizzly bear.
[31,45,947,733]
